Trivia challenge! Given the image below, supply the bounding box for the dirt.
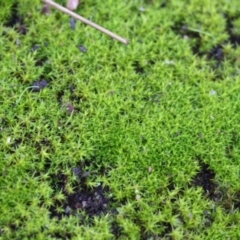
[46,159,113,219]
[191,160,220,201]
[66,185,109,216]
[191,158,240,214]
[225,13,240,48]
[5,3,27,35]
[132,61,145,74]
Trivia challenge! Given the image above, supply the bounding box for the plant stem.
[42,0,129,44]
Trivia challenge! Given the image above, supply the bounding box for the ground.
[1,0,240,239]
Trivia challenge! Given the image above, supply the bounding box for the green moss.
[1,0,240,239]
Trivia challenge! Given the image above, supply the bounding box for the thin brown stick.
[42,0,128,44]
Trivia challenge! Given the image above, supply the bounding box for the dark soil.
[5,3,27,35]
[191,157,240,214]
[66,185,109,217]
[225,13,240,48]
[132,61,145,74]
[47,160,115,221]
[191,160,219,201]
[5,3,20,27]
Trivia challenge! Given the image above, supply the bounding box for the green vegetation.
[1,0,240,239]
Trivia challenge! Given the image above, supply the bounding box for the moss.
[1,0,240,239]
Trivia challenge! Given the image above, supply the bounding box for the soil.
[132,61,145,74]
[66,185,109,216]
[46,161,120,239]
[191,160,217,198]
[5,3,27,35]
[191,158,240,213]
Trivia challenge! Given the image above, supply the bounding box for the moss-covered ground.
[1,0,240,239]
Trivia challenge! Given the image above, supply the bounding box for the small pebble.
[65,206,71,214]
[214,48,222,59]
[181,25,188,31]
[15,39,21,45]
[72,167,81,176]
[70,17,75,30]
[165,60,174,65]
[82,201,87,208]
[81,171,90,178]
[41,4,50,15]
[69,85,76,93]
[6,137,11,144]
[209,90,216,96]
[136,194,141,201]
[66,0,79,11]
[77,45,87,53]
[31,45,39,52]
[108,90,115,95]
[65,103,75,115]
[17,24,27,35]
[139,6,145,12]
[31,79,48,92]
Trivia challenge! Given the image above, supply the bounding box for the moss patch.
[1,0,240,239]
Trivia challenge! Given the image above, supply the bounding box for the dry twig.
[42,0,128,44]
